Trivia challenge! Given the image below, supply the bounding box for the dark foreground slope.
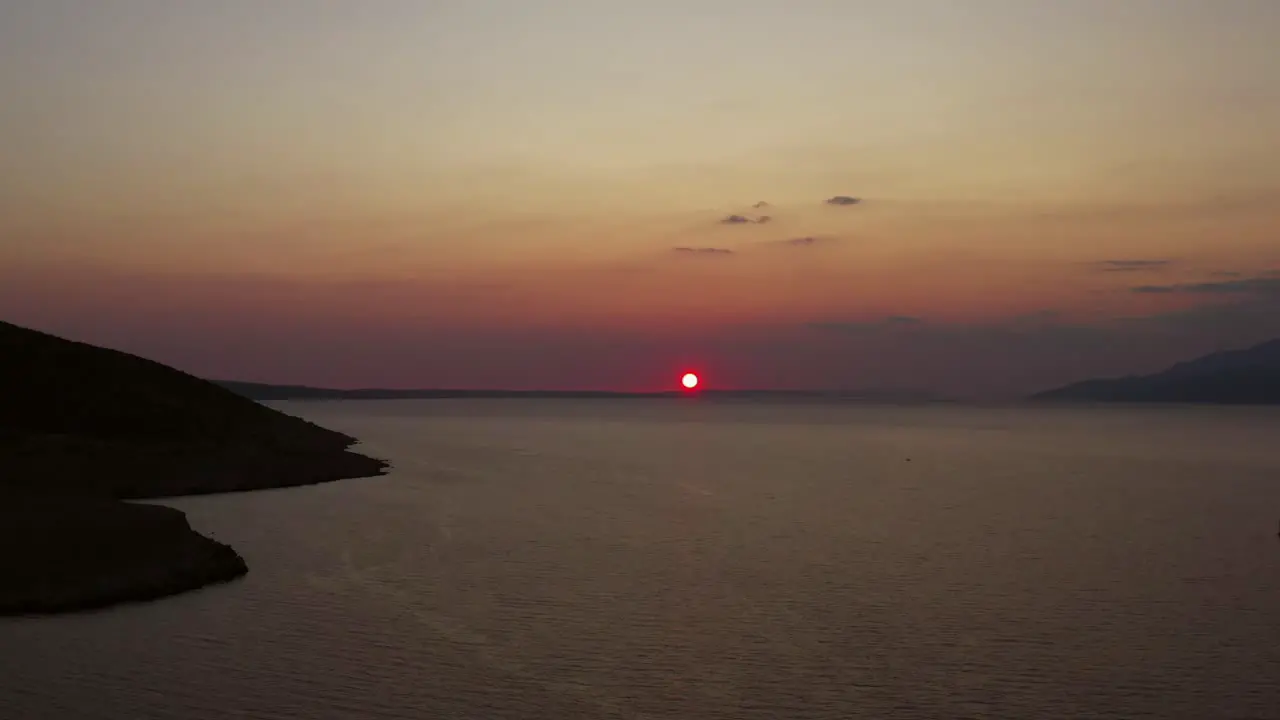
[1033,338,1280,404]
[0,320,388,615]
[0,497,247,615]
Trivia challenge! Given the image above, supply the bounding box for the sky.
[2,1,1279,396]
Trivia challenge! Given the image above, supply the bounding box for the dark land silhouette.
[1033,338,1280,404]
[0,320,387,615]
[6,317,1274,614]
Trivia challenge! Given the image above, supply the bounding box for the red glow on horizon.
[681,372,699,390]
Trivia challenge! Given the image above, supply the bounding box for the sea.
[2,400,1279,719]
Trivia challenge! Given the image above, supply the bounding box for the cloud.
[672,246,734,256]
[1096,259,1172,272]
[808,311,1132,343]
[720,214,770,225]
[808,300,1280,353]
[825,195,862,206]
[776,236,835,247]
[1131,276,1280,296]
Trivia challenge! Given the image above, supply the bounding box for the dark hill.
[0,320,388,615]
[1,320,351,448]
[1032,338,1280,404]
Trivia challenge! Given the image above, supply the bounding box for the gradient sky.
[3,1,1279,396]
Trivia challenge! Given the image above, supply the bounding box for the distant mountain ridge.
[1033,338,1280,404]
[214,380,954,403]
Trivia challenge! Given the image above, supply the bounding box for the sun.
[681,372,699,390]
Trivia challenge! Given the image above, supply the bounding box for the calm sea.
[3,400,1280,719]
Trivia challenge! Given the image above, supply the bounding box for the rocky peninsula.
[0,320,388,615]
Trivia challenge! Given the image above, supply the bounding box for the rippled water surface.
[4,400,1280,719]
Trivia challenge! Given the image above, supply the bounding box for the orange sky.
[2,2,1278,394]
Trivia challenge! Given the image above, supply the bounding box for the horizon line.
[214,380,966,400]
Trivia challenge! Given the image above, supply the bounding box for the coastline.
[0,439,388,617]
[0,498,248,615]
[1,320,395,617]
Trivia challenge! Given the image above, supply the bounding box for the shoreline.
[1,319,392,617]
[0,499,248,616]
[0,443,388,617]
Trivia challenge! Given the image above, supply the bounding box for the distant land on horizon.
[214,381,957,404]
[1033,338,1280,405]
[218,337,1280,407]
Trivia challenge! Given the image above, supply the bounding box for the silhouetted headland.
[1032,338,1280,405]
[0,320,388,615]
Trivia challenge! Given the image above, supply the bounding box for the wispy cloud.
[775,236,835,247]
[807,311,1122,341]
[825,195,862,206]
[1131,276,1280,296]
[720,214,770,225]
[782,236,818,247]
[672,246,734,256]
[1095,259,1172,272]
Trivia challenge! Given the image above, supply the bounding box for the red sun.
[681,372,699,389]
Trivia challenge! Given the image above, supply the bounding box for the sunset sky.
[2,1,1279,396]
